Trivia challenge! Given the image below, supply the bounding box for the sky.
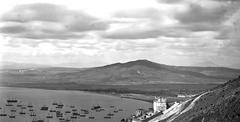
[0,0,240,68]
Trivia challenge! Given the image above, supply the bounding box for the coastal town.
[131,97,168,122]
[124,94,195,122]
[0,94,193,122]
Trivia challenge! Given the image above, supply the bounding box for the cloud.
[1,3,65,22]
[175,3,228,24]
[172,0,239,33]
[102,24,209,39]
[181,23,220,32]
[114,8,163,19]
[102,0,233,40]
[0,3,109,39]
[103,6,184,39]
[157,0,182,4]
[0,23,28,34]
[213,0,240,2]
[0,22,87,40]
[1,0,240,68]
[214,3,240,49]
[158,0,237,33]
[103,29,162,39]
[114,39,160,51]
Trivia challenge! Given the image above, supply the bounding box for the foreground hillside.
[158,76,240,122]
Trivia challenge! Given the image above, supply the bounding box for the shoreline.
[0,86,153,103]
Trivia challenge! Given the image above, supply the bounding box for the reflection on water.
[0,87,151,122]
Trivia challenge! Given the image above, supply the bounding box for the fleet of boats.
[0,97,126,122]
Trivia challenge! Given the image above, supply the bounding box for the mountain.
[156,76,240,122]
[1,59,240,85]
[54,59,240,85]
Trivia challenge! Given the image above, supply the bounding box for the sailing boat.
[19,109,26,115]
[9,112,16,118]
[0,109,7,116]
[7,97,18,103]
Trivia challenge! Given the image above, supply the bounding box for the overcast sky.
[0,0,239,68]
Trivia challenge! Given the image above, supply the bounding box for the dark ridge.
[96,59,167,69]
[121,59,166,68]
[93,59,230,79]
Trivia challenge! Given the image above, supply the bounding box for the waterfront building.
[153,97,167,113]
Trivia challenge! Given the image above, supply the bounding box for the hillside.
[156,76,240,122]
[1,60,240,85]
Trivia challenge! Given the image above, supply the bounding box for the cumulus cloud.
[175,3,228,24]
[1,0,240,68]
[113,39,160,51]
[102,0,238,41]
[0,3,109,39]
[103,6,181,39]
[1,3,65,22]
[102,27,196,39]
[219,15,240,49]
[213,2,240,50]
[213,0,240,2]
[114,8,164,19]
[0,23,28,34]
[103,29,161,39]
[157,0,182,4]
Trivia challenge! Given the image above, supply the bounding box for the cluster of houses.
[131,97,169,122]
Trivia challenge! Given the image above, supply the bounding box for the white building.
[153,97,167,113]
[177,94,196,98]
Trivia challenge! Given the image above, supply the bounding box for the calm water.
[0,87,151,122]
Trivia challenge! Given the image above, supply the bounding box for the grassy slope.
[172,76,240,122]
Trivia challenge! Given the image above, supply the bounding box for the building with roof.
[153,97,167,113]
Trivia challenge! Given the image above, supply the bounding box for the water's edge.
[0,86,152,103]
